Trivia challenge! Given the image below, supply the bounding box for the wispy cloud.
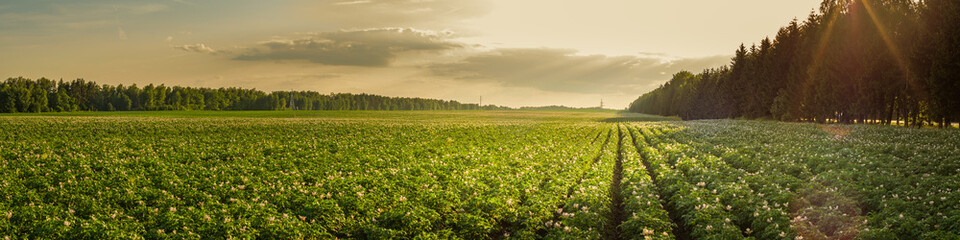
[334,0,372,6]
[233,28,460,67]
[300,0,492,28]
[430,48,730,94]
[174,43,219,54]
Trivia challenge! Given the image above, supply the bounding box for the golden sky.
[0,0,821,108]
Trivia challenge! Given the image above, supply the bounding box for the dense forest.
[0,77,508,112]
[629,0,959,127]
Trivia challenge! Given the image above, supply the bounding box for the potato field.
[0,111,957,239]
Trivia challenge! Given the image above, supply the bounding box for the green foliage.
[770,89,791,121]
[669,120,960,239]
[0,113,616,238]
[0,78,509,113]
[1,112,957,239]
[631,0,959,127]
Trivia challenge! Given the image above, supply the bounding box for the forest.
[629,0,959,127]
[0,77,508,112]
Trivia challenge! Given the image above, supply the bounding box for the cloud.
[233,28,460,67]
[333,1,372,5]
[429,48,730,94]
[299,0,492,28]
[175,43,219,54]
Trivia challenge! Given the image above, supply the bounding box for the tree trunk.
[894,102,901,126]
[886,103,893,125]
[903,109,909,127]
[914,111,921,128]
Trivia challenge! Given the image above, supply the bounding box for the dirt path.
[603,125,626,240]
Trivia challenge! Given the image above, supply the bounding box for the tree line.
[629,0,959,128]
[0,77,508,113]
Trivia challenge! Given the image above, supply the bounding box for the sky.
[0,0,822,109]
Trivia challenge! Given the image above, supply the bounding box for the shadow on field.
[599,112,680,123]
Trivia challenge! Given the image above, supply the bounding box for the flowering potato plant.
[1,114,956,239]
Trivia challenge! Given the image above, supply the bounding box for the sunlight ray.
[860,0,911,78]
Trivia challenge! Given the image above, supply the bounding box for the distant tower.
[479,95,482,108]
[600,98,604,109]
[289,92,297,110]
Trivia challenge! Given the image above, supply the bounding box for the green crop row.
[631,125,746,239]
[0,117,608,239]
[650,126,798,240]
[669,120,960,239]
[618,125,674,240]
[2,115,958,239]
[543,126,615,239]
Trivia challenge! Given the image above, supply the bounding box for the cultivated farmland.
[0,111,957,239]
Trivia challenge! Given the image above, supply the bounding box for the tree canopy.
[629,0,959,127]
[0,77,508,113]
